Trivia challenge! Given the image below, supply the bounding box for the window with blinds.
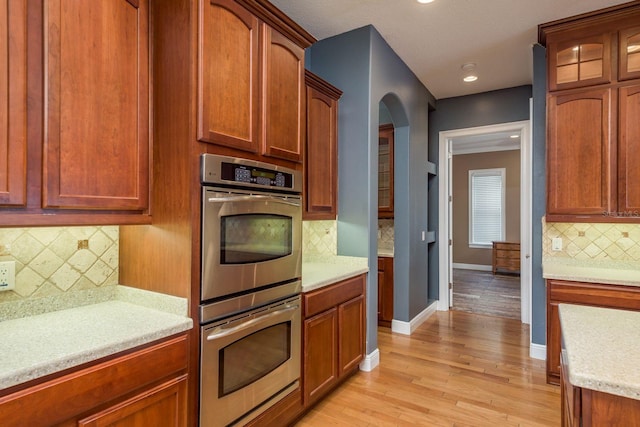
[469,168,505,248]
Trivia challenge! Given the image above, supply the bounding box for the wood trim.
[538,1,640,45]
[235,0,315,48]
[304,70,343,99]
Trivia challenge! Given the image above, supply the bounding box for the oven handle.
[206,304,299,341]
[207,194,301,207]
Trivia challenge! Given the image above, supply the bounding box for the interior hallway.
[296,310,560,426]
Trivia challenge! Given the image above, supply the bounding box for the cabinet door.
[303,308,338,406]
[0,0,26,206]
[618,84,640,214]
[199,0,260,153]
[43,0,149,210]
[304,83,337,219]
[619,26,640,81]
[547,89,614,218]
[78,376,187,427]
[378,124,394,218]
[548,34,612,91]
[262,26,305,163]
[546,300,562,384]
[338,295,365,376]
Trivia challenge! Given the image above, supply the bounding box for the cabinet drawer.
[493,242,519,250]
[495,249,520,258]
[304,275,365,318]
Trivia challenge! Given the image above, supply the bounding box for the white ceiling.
[270,0,631,99]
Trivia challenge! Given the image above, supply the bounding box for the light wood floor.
[452,269,521,320]
[296,310,560,426]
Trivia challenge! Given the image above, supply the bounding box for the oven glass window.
[221,214,292,264]
[219,322,291,397]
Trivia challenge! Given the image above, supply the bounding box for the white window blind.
[469,168,505,247]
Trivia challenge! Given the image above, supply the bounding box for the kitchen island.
[559,304,640,426]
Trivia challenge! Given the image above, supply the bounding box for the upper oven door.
[201,187,302,302]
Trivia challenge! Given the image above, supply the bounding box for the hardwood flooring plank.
[295,310,560,426]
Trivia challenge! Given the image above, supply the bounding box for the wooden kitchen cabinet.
[0,0,27,207]
[302,274,366,407]
[0,0,151,225]
[540,4,640,223]
[619,26,640,81]
[199,0,307,164]
[377,256,394,327]
[618,83,640,213]
[0,334,189,427]
[546,88,614,218]
[303,70,342,220]
[378,124,394,218]
[546,279,640,385]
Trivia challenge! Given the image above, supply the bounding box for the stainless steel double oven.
[199,154,302,427]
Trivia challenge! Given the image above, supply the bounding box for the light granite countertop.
[302,255,369,292]
[0,286,192,391]
[559,303,640,400]
[542,257,640,287]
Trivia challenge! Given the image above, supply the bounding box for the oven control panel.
[201,154,301,193]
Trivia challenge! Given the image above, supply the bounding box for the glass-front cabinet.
[378,124,394,218]
[620,26,640,80]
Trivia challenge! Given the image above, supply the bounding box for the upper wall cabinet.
[304,70,342,220]
[378,124,394,218]
[199,0,308,165]
[540,3,640,223]
[43,0,150,211]
[0,0,151,226]
[547,34,612,91]
[620,26,640,81]
[0,0,27,207]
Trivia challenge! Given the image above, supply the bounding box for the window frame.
[468,168,506,249]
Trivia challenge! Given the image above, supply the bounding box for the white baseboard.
[391,301,437,335]
[452,263,492,272]
[530,343,546,360]
[359,348,380,371]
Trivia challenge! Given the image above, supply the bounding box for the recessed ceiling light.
[417,0,435,3]
[461,63,478,83]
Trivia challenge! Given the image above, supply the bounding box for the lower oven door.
[200,295,301,427]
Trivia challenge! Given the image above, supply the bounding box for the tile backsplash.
[0,226,119,302]
[303,220,337,256]
[543,219,640,261]
[378,219,394,248]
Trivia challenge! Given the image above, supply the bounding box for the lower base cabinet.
[302,274,366,407]
[547,279,640,384]
[377,256,393,327]
[0,334,189,427]
[561,352,640,426]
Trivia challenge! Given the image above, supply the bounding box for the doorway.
[438,120,532,325]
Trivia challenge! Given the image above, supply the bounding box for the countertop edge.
[302,266,369,293]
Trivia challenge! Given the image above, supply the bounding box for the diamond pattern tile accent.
[378,220,394,248]
[543,219,640,261]
[0,226,119,302]
[303,220,337,255]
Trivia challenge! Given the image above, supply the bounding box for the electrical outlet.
[552,237,563,251]
[0,260,16,292]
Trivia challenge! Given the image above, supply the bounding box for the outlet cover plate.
[0,260,16,291]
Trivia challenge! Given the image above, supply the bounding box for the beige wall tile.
[0,226,119,302]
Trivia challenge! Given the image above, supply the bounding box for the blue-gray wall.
[531,44,547,345]
[307,25,436,355]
